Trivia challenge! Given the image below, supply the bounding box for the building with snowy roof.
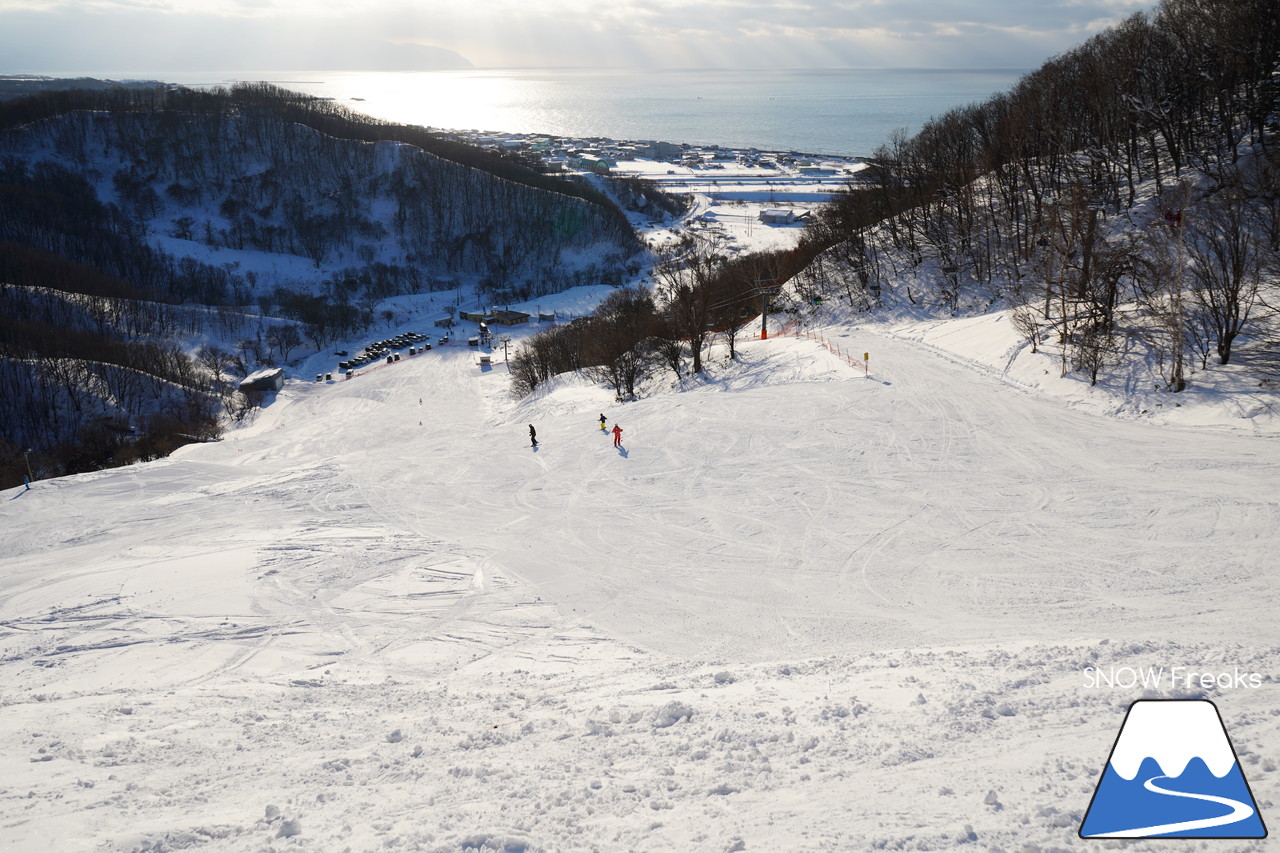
[759,209,799,224]
[238,368,284,393]
[491,310,530,326]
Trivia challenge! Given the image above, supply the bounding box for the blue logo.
[1079,699,1267,838]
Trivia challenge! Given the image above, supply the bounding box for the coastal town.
[450,128,867,251]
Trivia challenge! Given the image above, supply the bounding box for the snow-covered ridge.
[0,102,638,292]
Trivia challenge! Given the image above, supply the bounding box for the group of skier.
[529,414,622,448]
[602,414,624,447]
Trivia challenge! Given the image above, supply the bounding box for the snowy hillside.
[0,84,646,488]
[0,97,638,295]
[2,296,1277,851]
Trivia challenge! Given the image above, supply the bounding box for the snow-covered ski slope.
[2,323,1278,852]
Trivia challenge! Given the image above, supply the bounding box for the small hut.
[238,368,285,393]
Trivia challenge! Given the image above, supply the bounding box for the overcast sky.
[1,0,1158,72]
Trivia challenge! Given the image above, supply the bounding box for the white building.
[759,209,798,225]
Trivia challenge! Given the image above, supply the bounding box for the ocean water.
[91,67,1028,157]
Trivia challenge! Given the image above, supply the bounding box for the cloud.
[0,0,1159,71]
[0,6,474,70]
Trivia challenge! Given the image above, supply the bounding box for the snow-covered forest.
[499,0,1278,415]
[0,84,643,486]
[793,0,1279,391]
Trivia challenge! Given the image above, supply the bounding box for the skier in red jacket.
[611,424,623,447]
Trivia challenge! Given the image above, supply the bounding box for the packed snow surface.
[2,305,1278,852]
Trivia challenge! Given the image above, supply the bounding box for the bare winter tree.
[1184,184,1268,365]
[584,286,658,400]
[196,344,237,380]
[648,314,687,382]
[508,347,541,398]
[1135,196,1191,391]
[265,323,304,363]
[652,236,725,375]
[1009,298,1042,355]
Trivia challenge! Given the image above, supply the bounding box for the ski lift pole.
[754,281,772,340]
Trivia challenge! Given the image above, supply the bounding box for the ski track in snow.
[1,326,1277,852]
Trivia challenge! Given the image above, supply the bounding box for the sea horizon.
[12,66,1031,157]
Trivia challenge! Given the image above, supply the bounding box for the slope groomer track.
[5,327,1277,674]
[3,318,1278,852]
[261,327,1280,663]
[498,328,1278,660]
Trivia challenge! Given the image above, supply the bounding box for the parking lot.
[336,330,451,375]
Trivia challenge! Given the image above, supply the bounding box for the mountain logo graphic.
[1079,699,1267,839]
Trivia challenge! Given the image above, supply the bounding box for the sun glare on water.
[306,70,544,134]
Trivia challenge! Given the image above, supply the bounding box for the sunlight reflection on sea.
[94,67,1029,156]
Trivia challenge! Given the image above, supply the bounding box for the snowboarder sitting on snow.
[612,424,623,447]
[529,424,538,447]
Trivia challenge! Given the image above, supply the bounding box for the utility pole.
[754,280,773,340]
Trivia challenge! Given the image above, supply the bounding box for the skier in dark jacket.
[599,413,607,432]
[529,424,538,447]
